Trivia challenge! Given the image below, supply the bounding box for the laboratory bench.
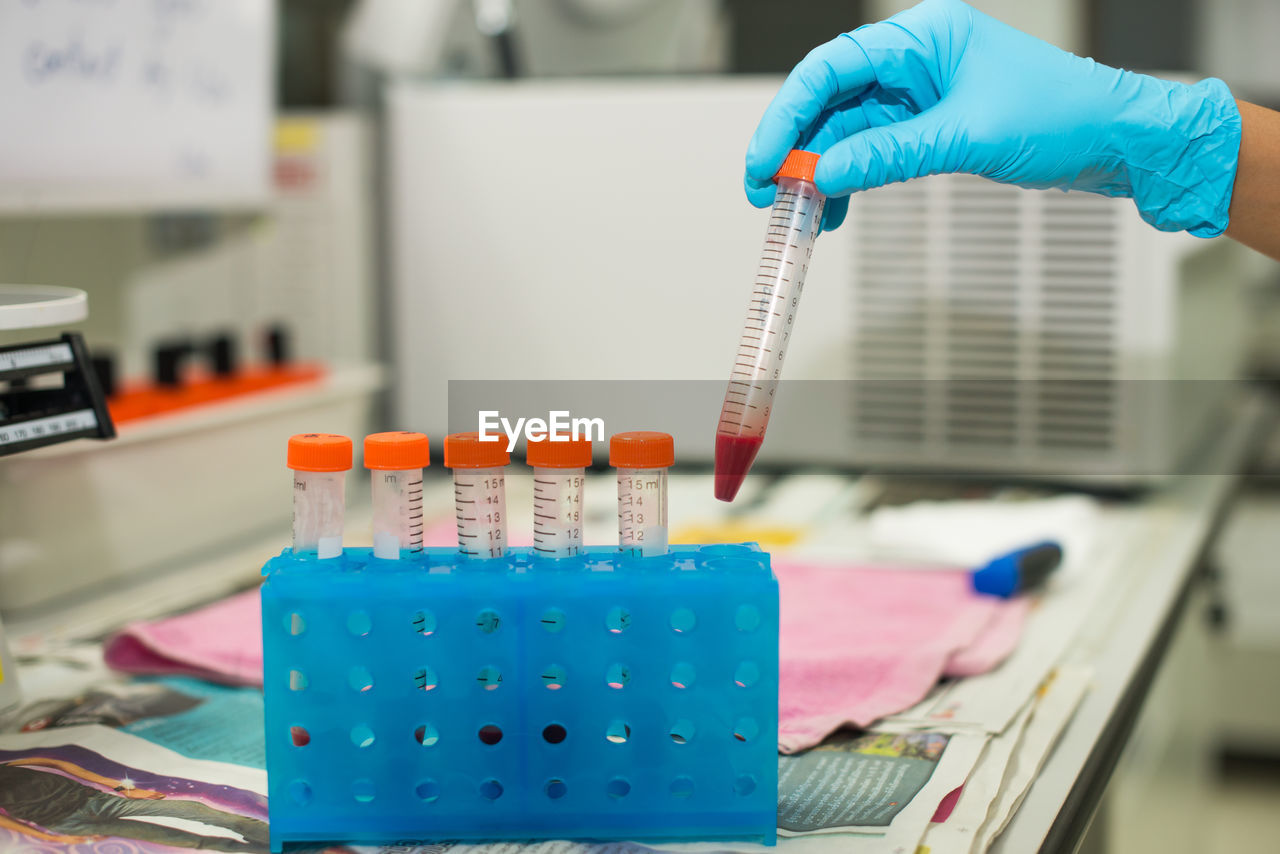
[4,394,1273,854]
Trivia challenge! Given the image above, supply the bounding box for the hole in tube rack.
[350,724,375,748]
[476,665,502,691]
[670,776,695,798]
[288,670,308,691]
[735,605,761,632]
[541,664,566,690]
[413,666,438,692]
[352,779,375,803]
[347,610,372,637]
[540,608,566,633]
[414,723,439,746]
[475,609,501,634]
[606,721,631,744]
[286,612,306,636]
[733,717,759,743]
[479,779,504,800]
[605,663,631,689]
[348,666,374,693]
[412,609,437,636]
[416,780,440,803]
[605,606,631,634]
[545,778,568,800]
[734,661,760,688]
[670,662,696,690]
[606,777,631,799]
[290,726,310,747]
[669,719,695,745]
[542,723,567,744]
[289,779,312,805]
[478,724,503,745]
[734,774,758,796]
[670,608,696,633]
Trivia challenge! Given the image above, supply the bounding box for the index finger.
[745,33,877,184]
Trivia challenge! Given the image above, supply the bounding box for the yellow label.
[673,522,805,548]
[275,119,320,155]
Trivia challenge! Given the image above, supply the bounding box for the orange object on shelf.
[107,362,326,425]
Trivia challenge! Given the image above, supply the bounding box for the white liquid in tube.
[371,469,424,559]
[454,466,507,558]
[533,468,585,558]
[617,467,668,557]
[293,470,345,559]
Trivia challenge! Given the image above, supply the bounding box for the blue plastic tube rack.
[261,544,779,850]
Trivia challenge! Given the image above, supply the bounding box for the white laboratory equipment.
[527,436,592,559]
[0,286,113,712]
[288,433,353,559]
[715,149,826,502]
[444,432,510,559]
[610,431,673,556]
[364,431,430,560]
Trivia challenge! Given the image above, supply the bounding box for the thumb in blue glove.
[747,0,1241,237]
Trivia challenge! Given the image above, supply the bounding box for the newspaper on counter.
[970,666,1092,853]
[2,674,266,768]
[916,666,1092,854]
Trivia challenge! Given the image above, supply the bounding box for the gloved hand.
[746,0,1242,237]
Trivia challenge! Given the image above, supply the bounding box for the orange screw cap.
[443,432,511,469]
[364,431,431,471]
[775,149,820,183]
[526,436,593,469]
[288,433,353,472]
[609,431,675,469]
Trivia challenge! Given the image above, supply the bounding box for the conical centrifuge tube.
[364,432,430,560]
[610,431,673,557]
[527,435,592,558]
[715,149,826,502]
[443,432,509,559]
[287,433,352,559]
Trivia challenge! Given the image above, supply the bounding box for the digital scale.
[0,284,116,710]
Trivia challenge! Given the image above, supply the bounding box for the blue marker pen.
[972,541,1064,598]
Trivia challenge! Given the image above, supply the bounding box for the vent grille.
[849,175,1123,463]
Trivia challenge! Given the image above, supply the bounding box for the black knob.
[153,340,194,388]
[266,324,290,366]
[209,332,238,377]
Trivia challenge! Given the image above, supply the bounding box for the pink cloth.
[104,589,264,686]
[102,519,529,687]
[776,560,1026,752]
[104,554,1029,752]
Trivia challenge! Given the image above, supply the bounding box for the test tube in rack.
[527,435,592,558]
[287,433,352,559]
[609,431,673,557]
[364,432,430,560]
[443,432,510,559]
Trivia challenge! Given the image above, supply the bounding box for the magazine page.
[3,675,266,768]
[0,724,266,852]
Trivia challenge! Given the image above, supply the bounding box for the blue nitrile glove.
[746,0,1242,236]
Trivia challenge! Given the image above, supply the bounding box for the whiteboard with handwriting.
[0,0,273,211]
